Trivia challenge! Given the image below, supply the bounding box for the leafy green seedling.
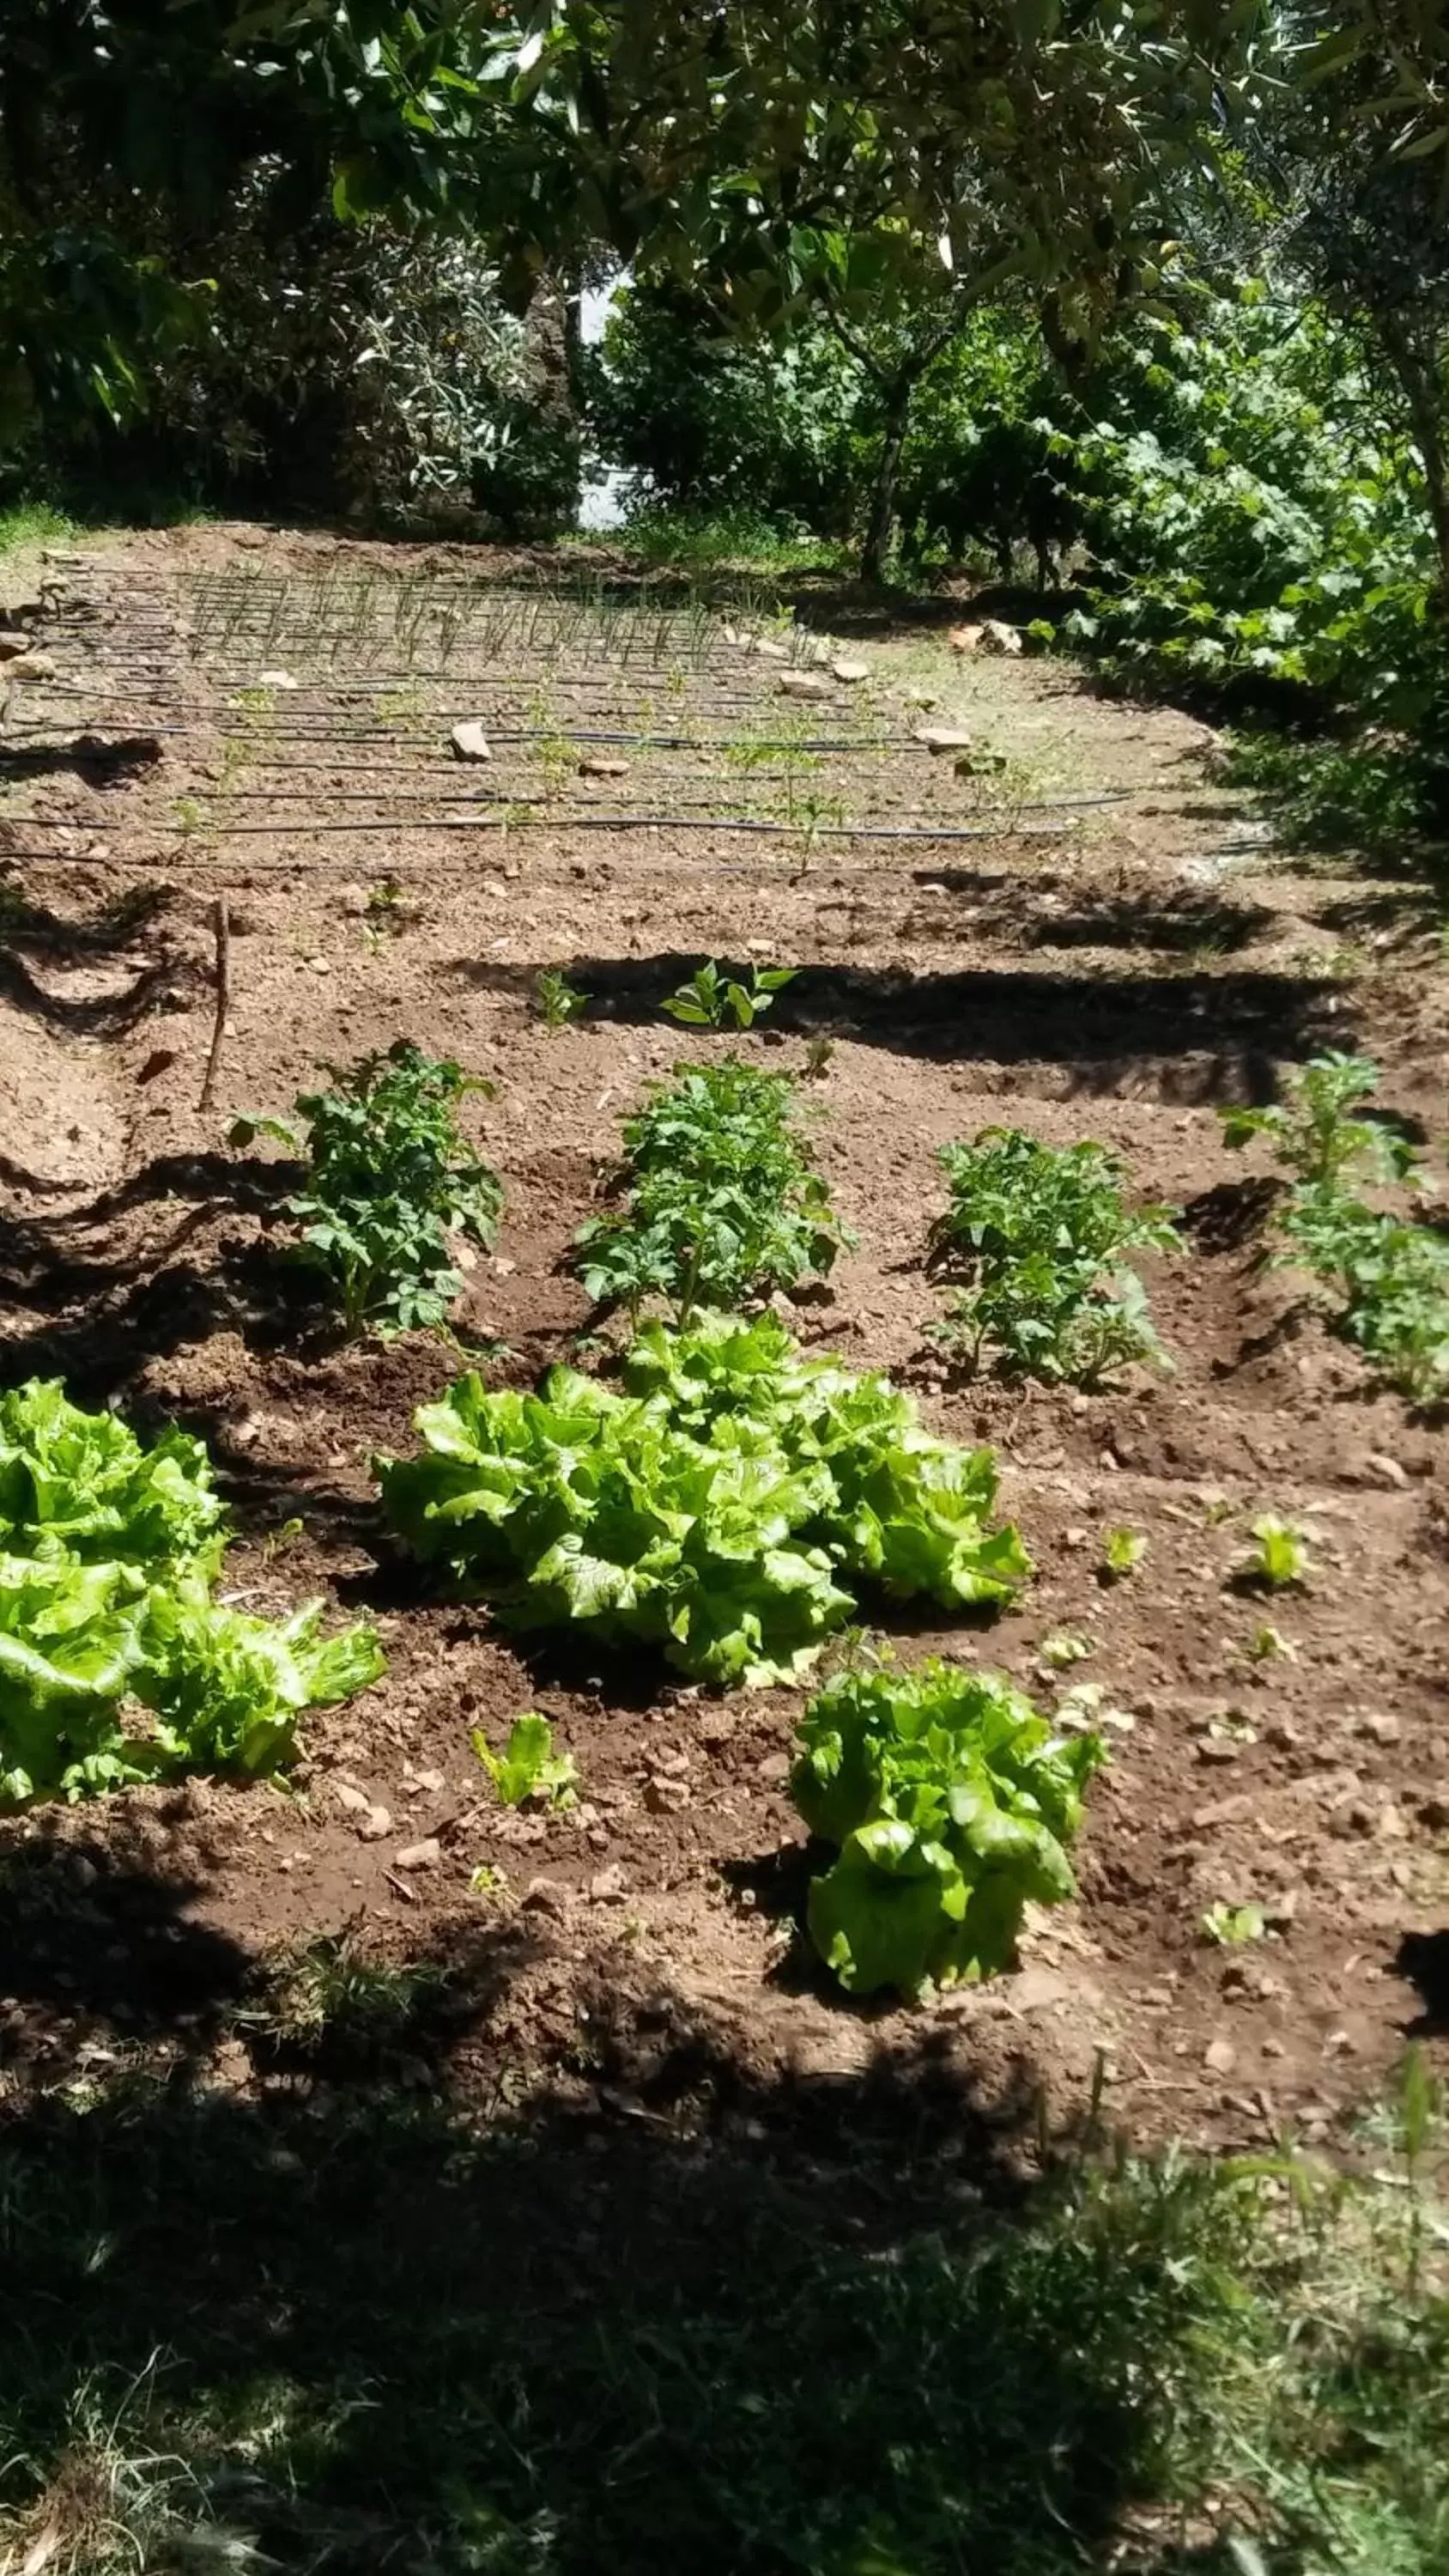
[803,1033,836,1081]
[1235,1516,1313,1590]
[1246,1622,1298,1664]
[1201,1900,1266,1947]
[1221,1053,1418,1190]
[473,1714,578,1811]
[469,1863,510,1897]
[1100,1527,1148,1579]
[1040,1631,1094,1668]
[573,1057,849,1321]
[663,958,797,1030]
[536,969,589,1031]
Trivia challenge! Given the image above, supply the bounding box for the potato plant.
[931,1128,1180,1384]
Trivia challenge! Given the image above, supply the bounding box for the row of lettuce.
[0,1313,1089,1996]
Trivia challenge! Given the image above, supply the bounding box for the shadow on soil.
[0,1812,1238,2576]
[458,951,1346,1103]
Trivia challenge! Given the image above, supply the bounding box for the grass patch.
[0,499,75,559]
[0,2047,1444,2575]
[570,503,856,577]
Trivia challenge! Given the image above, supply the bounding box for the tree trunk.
[860,374,912,583]
[1379,313,1449,606]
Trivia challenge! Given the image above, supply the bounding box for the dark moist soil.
[1,526,1446,2166]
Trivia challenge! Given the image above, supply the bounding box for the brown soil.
[2,525,1446,2166]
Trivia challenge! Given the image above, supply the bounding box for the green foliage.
[791,1655,1105,1996]
[1224,1054,1449,1405]
[2,2069,1448,2576]
[931,1128,1180,1384]
[1201,1899,1265,1947]
[377,1311,1030,1690]
[535,969,589,1031]
[473,1713,578,1810]
[573,1058,849,1319]
[1236,1516,1313,1590]
[1221,1051,1418,1189]
[662,958,797,1030]
[233,1040,502,1338]
[1100,1527,1147,1579]
[0,1381,381,1805]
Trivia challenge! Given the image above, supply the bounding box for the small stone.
[579,755,630,778]
[1263,1890,1298,1928]
[948,623,983,653]
[451,721,493,762]
[258,669,299,689]
[357,1805,393,1840]
[394,1839,440,1871]
[914,725,974,754]
[831,658,870,683]
[1356,1711,1401,1746]
[70,1854,99,1890]
[979,619,1024,656]
[778,671,834,701]
[306,955,332,974]
[523,1877,567,1917]
[758,1751,791,1785]
[0,631,32,660]
[1064,1526,1089,1550]
[415,1766,446,1795]
[1196,1740,1241,1765]
[650,1746,690,1777]
[590,1864,627,1903]
[1361,1450,1410,1489]
[646,1775,691,1813]
[905,687,938,708]
[333,1783,372,1816]
[1262,2035,1286,2058]
[1203,2036,1237,2076]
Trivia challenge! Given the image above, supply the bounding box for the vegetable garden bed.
[1,524,1446,2158]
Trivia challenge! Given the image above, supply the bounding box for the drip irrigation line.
[179,787,1132,817]
[200,814,1072,842]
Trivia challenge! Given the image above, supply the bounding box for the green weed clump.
[931,1128,1180,1383]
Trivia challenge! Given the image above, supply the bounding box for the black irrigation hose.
[200,813,1075,841]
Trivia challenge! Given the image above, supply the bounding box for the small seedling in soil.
[536,969,590,1030]
[260,1515,305,1562]
[362,877,411,945]
[469,1863,510,1897]
[803,1033,836,1081]
[1245,1621,1299,1664]
[1235,1515,1313,1590]
[1040,1631,1094,1668]
[663,958,797,1030]
[1221,1051,1418,1190]
[1100,1527,1148,1580]
[473,1714,578,1811]
[1201,1900,1266,1947]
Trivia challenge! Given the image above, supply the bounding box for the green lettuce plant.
[0,1382,383,1805]
[791,1655,1105,1996]
[377,1312,1030,1689]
